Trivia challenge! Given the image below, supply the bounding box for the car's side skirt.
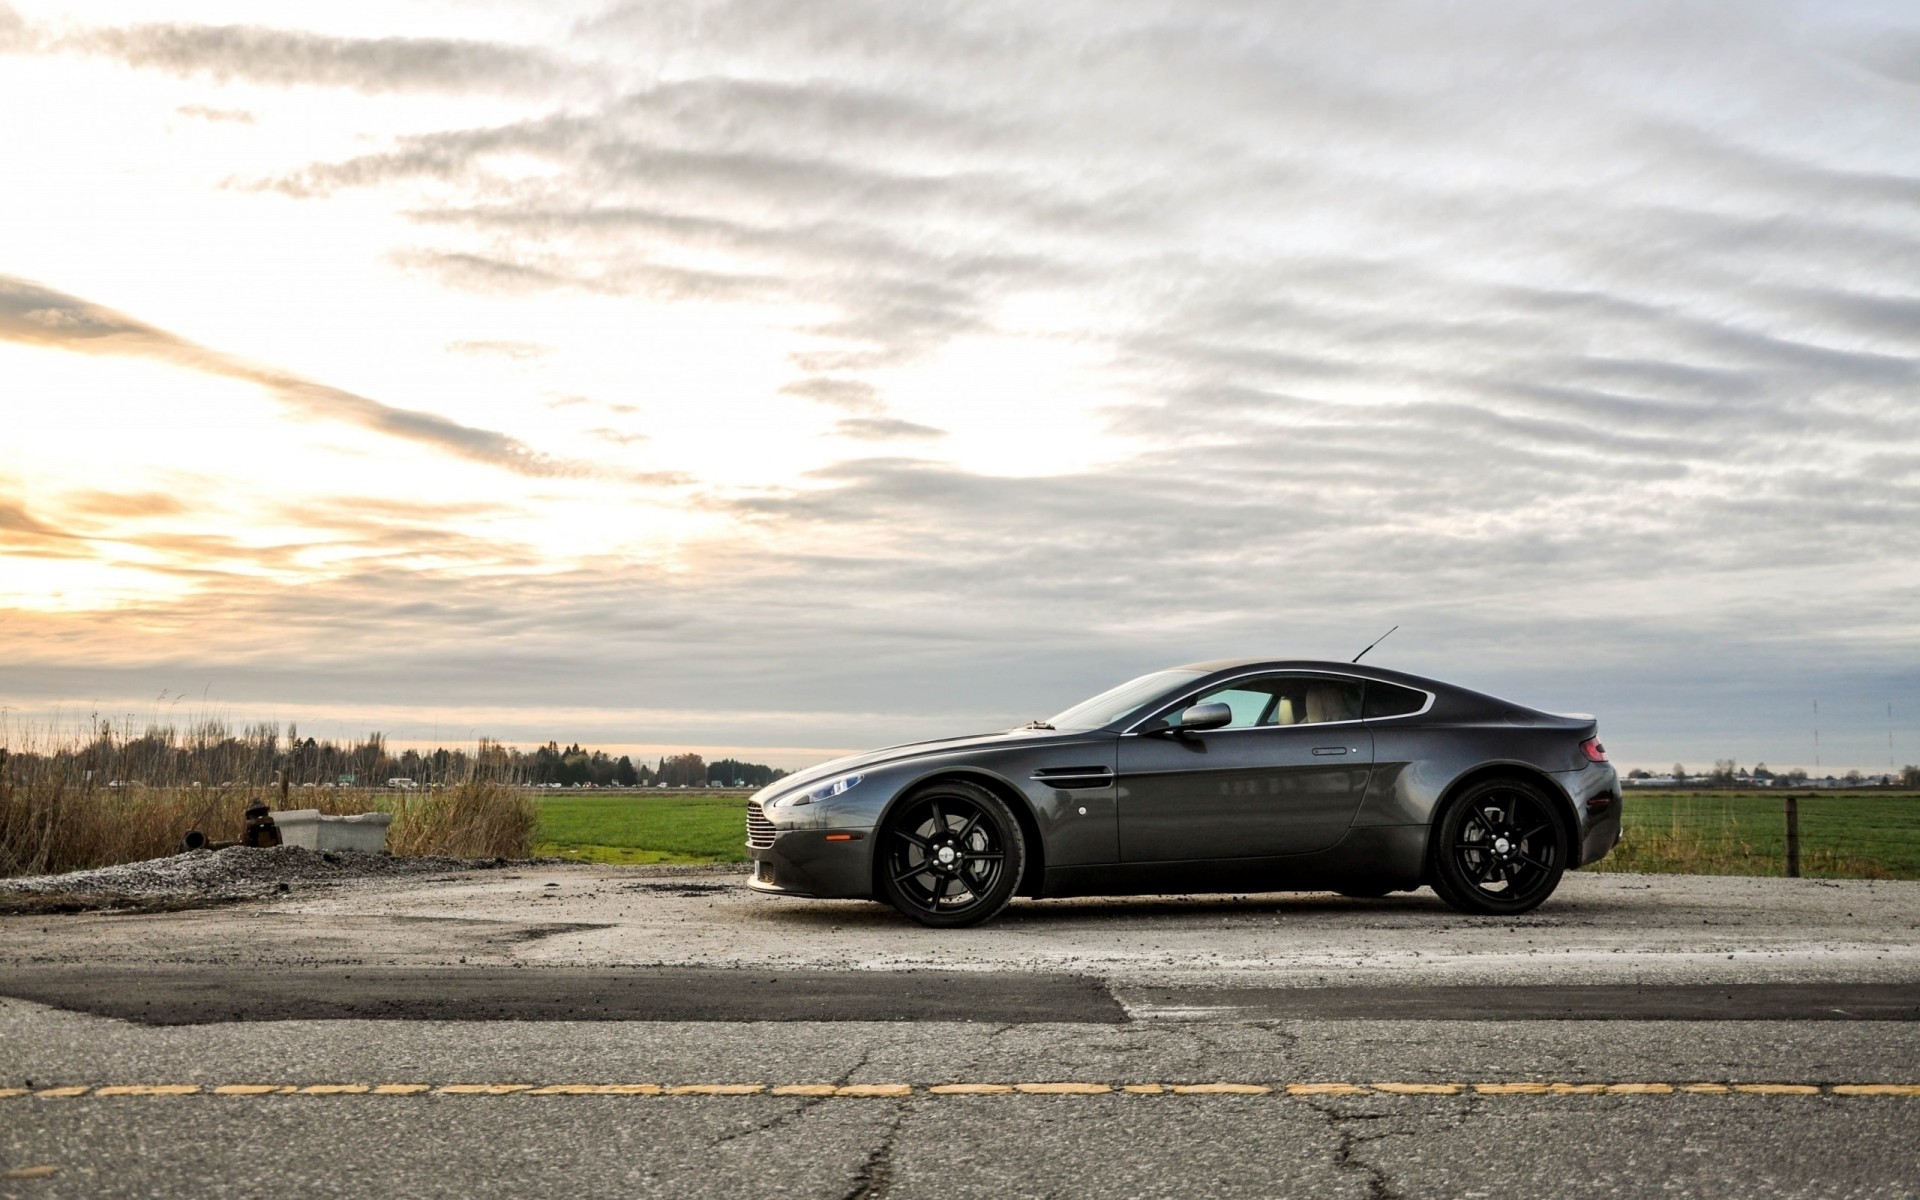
[1039,825,1427,899]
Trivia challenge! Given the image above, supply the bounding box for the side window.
[1363,681,1428,719]
[1290,677,1363,725]
[1191,687,1272,728]
[1179,674,1364,728]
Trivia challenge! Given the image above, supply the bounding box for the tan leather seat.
[1304,687,1328,724]
[1304,683,1356,724]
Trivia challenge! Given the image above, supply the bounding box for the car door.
[1115,672,1375,862]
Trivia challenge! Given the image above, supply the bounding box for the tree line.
[1627,760,1920,788]
[526,745,788,788]
[0,721,789,790]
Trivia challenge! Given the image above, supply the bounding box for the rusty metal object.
[244,801,282,849]
[182,799,282,852]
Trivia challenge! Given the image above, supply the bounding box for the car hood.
[756,728,1074,801]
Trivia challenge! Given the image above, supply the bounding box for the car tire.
[1429,777,1568,916]
[877,780,1026,929]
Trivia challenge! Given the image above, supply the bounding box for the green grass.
[530,786,1920,880]
[534,790,750,865]
[1590,790,1920,880]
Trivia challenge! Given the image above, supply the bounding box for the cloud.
[59,20,590,95]
[0,3,29,51]
[174,104,253,124]
[586,426,650,447]
[833,417,945,441]
[0,274,587,479]
[58,491,190,520]
[445,338,551,361]
[0,497,66,538]
[778,378,883,414]
[6,1,1920,771]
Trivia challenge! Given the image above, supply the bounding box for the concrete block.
[275,809,392,853]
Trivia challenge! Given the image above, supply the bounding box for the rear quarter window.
[1363,681,1428,719]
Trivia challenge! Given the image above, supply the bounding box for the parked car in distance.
[746,659,1621,927]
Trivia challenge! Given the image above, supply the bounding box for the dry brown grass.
[1,726,536,877]
[384,778,537,860]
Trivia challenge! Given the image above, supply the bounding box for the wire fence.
[1591,790,1920,881]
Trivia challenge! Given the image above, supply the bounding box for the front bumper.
[746,829,876,900]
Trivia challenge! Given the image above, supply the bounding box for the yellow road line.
[9,1081,1920,1099]
[92,1085,201,1097]
[835,1084,914,1098]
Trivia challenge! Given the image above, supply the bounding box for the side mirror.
[1170,702,1233,733]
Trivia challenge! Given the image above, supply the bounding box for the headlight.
[779,773,863,807]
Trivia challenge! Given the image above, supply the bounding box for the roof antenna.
[1351,625,1398,664]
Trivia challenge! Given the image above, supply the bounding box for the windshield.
[1045,669,1205,732]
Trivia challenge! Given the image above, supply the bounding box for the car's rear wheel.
[878,780,1025,928]
[1429,777,1567,916]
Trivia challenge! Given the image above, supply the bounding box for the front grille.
[746,800,776,849]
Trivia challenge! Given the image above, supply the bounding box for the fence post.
[1784,794,1800,878]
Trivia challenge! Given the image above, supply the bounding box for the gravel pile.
[0,846,517,902]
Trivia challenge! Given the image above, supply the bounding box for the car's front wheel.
[878,780,1026,928]
[1429,778,1568,916]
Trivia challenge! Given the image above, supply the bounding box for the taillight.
[1580,737,1607,763]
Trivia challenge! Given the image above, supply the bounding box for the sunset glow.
[4,0,1918,769]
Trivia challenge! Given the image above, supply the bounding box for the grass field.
[532,787,1920,881]
[534,790,751,865]
[1592,790,1920,880]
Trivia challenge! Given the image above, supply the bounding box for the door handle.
[1312,746,1348,756]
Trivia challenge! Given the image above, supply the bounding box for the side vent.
[1030,766,1115,789]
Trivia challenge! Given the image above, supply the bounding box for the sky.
[2,0,1917,774]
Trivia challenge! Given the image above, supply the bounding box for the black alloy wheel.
[878,780,1025,928]
[1429,778,1568,916]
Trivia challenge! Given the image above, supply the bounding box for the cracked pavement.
[3,867,1918,1196]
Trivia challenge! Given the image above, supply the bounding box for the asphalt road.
[4,867,1918,1197]
[4,967,1918,1024]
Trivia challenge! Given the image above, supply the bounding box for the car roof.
[1165,658,1559,721]
[1171,658,1443,689]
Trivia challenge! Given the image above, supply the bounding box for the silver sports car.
[746,659,1622,927]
